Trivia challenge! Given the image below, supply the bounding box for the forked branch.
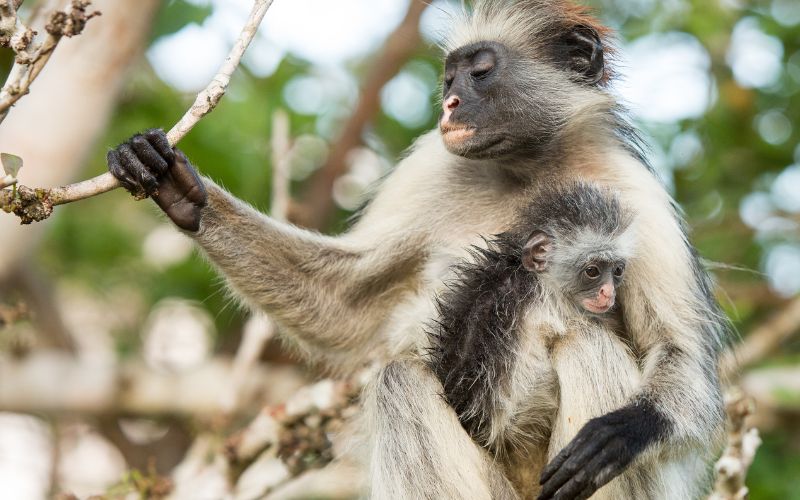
[0,0,275,223]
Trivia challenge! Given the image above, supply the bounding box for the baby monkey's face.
[573,260,625,314]
[521,230,626,315]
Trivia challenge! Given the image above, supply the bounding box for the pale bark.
[709,389,761,500]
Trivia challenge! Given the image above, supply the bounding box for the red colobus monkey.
[107,1,726,498]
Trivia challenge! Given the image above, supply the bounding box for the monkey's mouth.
[582,298,614,315]
[440,123,511,159]
[440,122,476,147]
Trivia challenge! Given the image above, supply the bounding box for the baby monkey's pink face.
[522,230,626,316]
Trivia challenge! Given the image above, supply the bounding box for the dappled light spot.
[615,32,712,123]
[726,17,784,89]
[755,110,792,146]
[766,244,800,297]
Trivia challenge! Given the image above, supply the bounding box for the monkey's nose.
[599,284,615,303]
[441,95,461,123]
[444,95,460,111]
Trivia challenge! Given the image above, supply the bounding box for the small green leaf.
[1,153,23,177]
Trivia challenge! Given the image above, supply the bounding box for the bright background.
[1,0,799,498]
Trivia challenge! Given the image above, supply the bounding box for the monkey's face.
[439,15,609,161]
[573,260,625,315]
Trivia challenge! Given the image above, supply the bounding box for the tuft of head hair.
[444,0,615,85]
[515,181,636,265]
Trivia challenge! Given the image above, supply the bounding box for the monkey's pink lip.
[440,122,476,145]
[582,299,614,314]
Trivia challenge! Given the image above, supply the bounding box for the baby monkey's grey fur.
[107,1,726,498]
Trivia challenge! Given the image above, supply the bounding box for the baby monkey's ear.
[522,230,552,272]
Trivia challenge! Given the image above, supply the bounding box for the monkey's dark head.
[439,1,614,160]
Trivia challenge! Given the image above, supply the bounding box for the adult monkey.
[107,1,726,498]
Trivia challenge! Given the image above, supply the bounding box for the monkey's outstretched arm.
[195,181,427,360]
[108,129,428,365]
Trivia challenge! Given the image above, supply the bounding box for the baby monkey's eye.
[584,265,600,279]
[613,265,625,278]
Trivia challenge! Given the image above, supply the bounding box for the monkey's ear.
[558,24,605,84]
[522,231,552,272]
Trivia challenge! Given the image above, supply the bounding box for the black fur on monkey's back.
[426,182,626,446]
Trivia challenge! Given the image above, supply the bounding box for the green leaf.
[1,152,23,177]
[151,0,213,41]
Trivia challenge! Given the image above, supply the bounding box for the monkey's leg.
[107,130,428,366]
[363,359,519,500]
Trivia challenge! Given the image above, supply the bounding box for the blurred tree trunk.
[0,0,162,275]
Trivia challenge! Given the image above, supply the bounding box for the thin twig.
[0,0,99,123]
[0,0,275,223]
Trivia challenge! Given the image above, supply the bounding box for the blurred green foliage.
[2,0,799,496]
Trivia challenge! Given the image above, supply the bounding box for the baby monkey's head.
[522,230,627,314]
[517,182,636,316]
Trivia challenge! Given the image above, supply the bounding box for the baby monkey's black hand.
[107,128,207,232]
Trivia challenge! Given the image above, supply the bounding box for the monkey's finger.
[539,426,593,484]
[539,442,575,484]
[554,442,625,500]
[117,143,159,197]
[538,455,582,499]
[143,128,176,164]
[538,436,607,499]
[131,134,169,175]
[170,151,208,206]
[586,445,627,492]
[550,469,590,500]
[107,149,140,194]
[549,447,615,500]
[571,483,596,500]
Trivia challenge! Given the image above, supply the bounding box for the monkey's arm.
[108,130,428,365]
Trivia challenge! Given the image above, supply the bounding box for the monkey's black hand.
[107,128,207,232]
[538,401,668,500]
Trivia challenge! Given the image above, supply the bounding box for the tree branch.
[721,295,800,380]
[0,0,100,123]
[0,352,306,415]
[0,0,275,223]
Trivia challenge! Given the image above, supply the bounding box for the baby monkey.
[427,182,682,498]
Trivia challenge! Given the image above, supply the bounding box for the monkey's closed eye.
[444,71,455,88]
[584,265,600,279]
[471,63,494,80]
